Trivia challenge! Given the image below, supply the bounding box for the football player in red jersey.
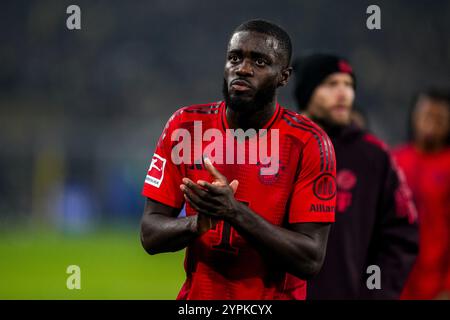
[140,20,337,300]
[394,88,450,299]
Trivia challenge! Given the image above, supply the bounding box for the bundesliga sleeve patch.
[145,153,166,188]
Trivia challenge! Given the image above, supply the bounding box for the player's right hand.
[194,179,239,235]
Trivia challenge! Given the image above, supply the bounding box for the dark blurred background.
[0,0,449,298]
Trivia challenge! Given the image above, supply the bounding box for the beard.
[306,111,351,139]
[309,113,346,132]
[222,78,277,114]
[307,103,353,132]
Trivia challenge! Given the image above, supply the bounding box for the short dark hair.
[408,86,450,144]
[417,87,450,106]
[232,19,292,67]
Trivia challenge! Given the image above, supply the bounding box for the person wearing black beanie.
[294,53,356,129]
[287,53,419,299]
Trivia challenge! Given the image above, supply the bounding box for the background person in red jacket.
[291,53,419,299]
[394,87,450,300]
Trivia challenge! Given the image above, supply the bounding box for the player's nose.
[236,59,254,77]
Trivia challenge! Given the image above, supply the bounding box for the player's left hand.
[180,157,241,221]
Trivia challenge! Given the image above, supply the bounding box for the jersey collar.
[220,101,282,131]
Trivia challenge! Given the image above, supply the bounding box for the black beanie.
[293,53,356,110]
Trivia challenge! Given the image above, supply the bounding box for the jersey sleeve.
[288,131,336,223]
[141,111,184,209]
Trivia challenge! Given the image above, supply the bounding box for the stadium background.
[0,0,449,299]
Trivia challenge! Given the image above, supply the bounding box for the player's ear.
[278,66,292,87]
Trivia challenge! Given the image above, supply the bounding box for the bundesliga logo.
[145,154,166,188]
[169,121,280,176]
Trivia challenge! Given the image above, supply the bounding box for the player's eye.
[326,80,338,87]
[255,58,267,66]
[228,54,240,63]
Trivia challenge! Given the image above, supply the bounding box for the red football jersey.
[394,144,450,299]
[142,101,336,299]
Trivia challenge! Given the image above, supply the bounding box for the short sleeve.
[288,131,337,223]
[142,111,184,209]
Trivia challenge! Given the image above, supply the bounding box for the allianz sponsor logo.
[309,204,335,213]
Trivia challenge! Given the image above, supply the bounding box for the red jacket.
[394,144,450,299]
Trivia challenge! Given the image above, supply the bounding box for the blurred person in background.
[394,87,450,300]
[290,53,419,299]
[350,107,369,131]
